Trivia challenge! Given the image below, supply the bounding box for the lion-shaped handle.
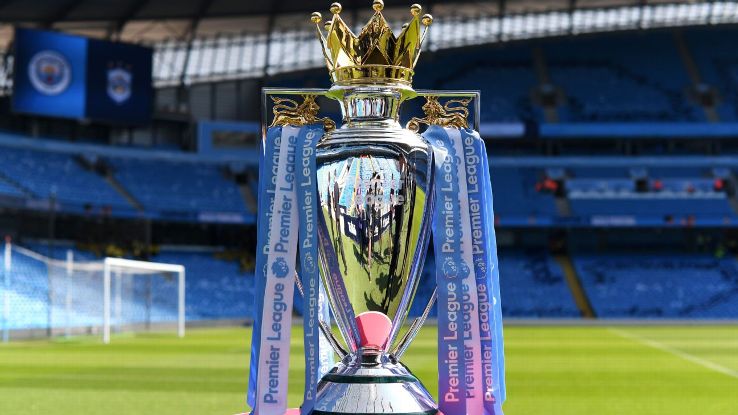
[406,96,472,132]
[269,95,336,131]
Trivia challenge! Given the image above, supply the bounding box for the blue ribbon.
[247,126,281,410]
[295,125,324,415]
[426,125,468,415]
[476,130,506,406]
[462,128,505,414]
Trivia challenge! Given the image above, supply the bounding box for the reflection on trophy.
[310,1,438,414]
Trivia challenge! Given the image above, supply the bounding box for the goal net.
[2,243,185,344]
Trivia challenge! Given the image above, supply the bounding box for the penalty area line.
[609,328,738,381]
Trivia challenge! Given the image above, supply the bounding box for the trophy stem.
[339,87,403,124]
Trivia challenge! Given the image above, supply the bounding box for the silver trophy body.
[313,86,436,415]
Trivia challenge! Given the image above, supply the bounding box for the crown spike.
[311,11,334,72]
[311,1,431,87]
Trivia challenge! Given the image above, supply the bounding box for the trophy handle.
[293,272,348,359]
[261,88,480,133]
[318,320,348,359]
[391,287,437,359]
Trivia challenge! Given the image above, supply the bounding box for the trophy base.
[313,353,437,415]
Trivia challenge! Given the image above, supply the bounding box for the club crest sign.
[28,50,71,96]
[107,67,132,104]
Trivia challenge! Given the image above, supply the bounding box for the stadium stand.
[417,28,738,123]
[573,253,738,318]
[107,158,247,214]
[490,168,559,218]
[0,177,25,198]
[497,249,580,318]
[2,137,737,227]
[0,146,129,209]
[0,140,253,221]
[5,243,590,326]
[544,32,704,122]
[439,63,537,122]
[685,28,738,121]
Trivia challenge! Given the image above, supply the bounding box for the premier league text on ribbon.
[463,130,498,407]
[450,129,484,413]
[297,128,319,404]
[257,128,299,413]
[431,131,467,409]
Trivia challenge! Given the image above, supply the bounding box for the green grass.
[0,325,737,414]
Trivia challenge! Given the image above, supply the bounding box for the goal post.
[103,257,185,344]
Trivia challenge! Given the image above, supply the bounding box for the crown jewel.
[311,1,432,87]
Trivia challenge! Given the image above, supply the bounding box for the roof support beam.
[40,0,82,29]
[109,0,152,40]
[637,0,648,30]
[497,0,505,42]
[262,11,277,77]
[568,0,577,35]
[177,0,216,103]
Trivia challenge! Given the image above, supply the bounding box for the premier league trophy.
[309,1,436,413]
[250,2,505,415]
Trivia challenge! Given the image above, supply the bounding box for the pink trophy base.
[354,311,393,348]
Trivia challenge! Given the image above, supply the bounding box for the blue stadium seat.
[574,253,738,318]
[491,168,558,217]
[497,249,579,317]
[0,178,25,198]
[412,249,579,318]
[442,65,537,122]
[109,158,246,213]
[0,146,129,209]
[545,32,704,122]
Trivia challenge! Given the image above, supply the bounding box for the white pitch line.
[609,328,738,381]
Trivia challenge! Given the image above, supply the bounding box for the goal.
[1,242,185,344]
[102,257,185,344]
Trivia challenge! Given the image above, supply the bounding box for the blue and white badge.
[107,66,132,104]
[28,50,71,96]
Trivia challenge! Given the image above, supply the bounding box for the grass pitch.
[0,325,736,414]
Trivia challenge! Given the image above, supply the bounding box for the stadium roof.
[0,0,481,22]
[0,1,727,46]
[0,0,734,87]
[0,1,715,29]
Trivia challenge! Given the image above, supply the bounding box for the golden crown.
[311,1,433,87]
